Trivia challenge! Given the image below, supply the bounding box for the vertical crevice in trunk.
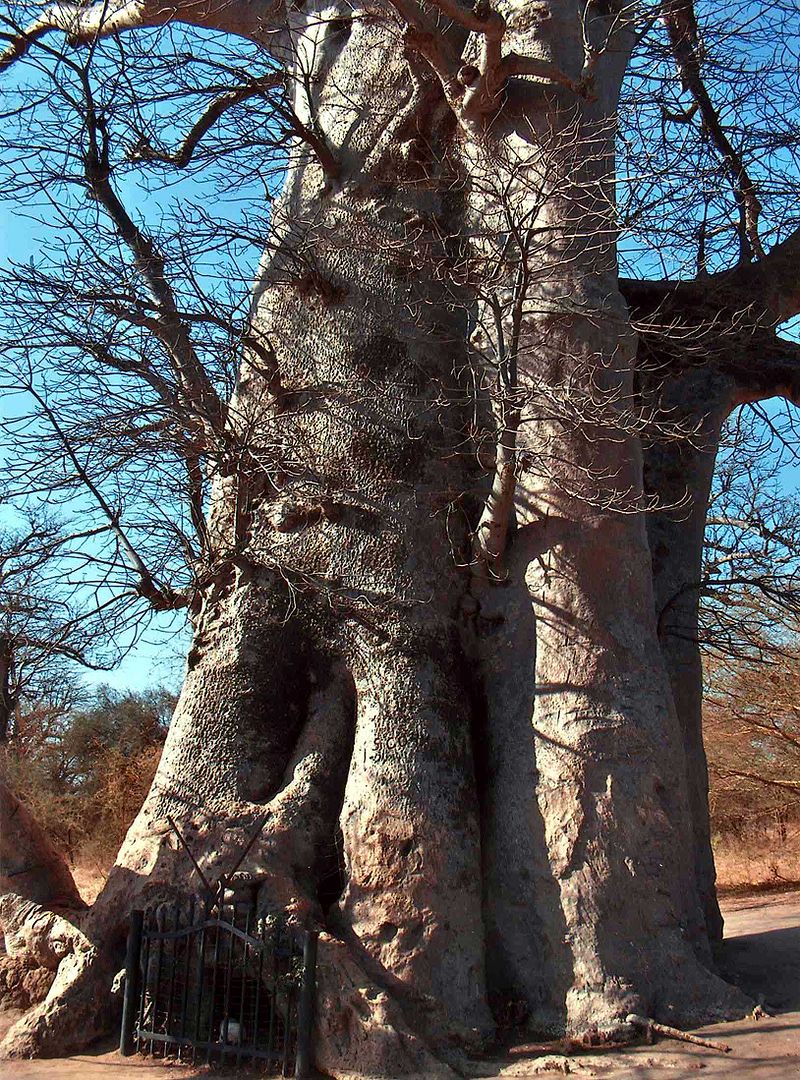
[257,657,357,916]
[317,823,347,916]
[472,531,574,1037]
[310,667,356,920]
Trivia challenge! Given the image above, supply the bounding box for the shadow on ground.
[720,926,800,1013]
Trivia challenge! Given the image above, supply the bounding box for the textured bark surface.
[0,894,117,1056]
[465,7,744,1035]
[0,0,755,1070]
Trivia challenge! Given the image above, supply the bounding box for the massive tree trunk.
[467,9,742,1034]
[0,0,758,1069]
[628,268,800,949]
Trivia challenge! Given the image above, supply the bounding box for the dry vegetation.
[4,686,174,895]
[706,636,800,891]
[713,822,800,892]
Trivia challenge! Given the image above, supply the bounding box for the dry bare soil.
[1,890,798,1079]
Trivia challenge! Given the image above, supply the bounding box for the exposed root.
[316,934,456,1077]
[0,895,87,973]
[0,894,117,1059]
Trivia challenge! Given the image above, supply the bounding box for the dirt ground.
[1,889,798,1079]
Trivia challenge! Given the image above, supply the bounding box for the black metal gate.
[119,896,318,1077]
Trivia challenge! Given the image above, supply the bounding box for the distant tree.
[7,686,174,863]
[0,514,94,906]
[693,405,800,849]
[705,633,800,832]
[0,513,90,742]
[699,405,800,662]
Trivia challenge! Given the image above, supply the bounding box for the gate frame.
[119,905,318,1078]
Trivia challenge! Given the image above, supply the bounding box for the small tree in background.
[7,687,174,867]
[706,639,800,831]
[705,631,800,889]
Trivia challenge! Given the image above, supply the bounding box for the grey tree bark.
[642,368,734,947]
[628,268,800,950]
[2,0,785,1070]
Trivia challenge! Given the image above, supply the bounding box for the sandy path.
[2,890,799,1078]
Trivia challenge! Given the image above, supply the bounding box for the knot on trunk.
[267,496,341,532]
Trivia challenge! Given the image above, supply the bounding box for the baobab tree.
[0,0,798,1072]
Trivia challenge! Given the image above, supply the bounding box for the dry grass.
[714,820,800,894]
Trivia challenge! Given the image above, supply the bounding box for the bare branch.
[423,0,505,37]
[131,73,284,168]
[26,384,188,612]
[78,75,227,440]
[661,0,765,262]
[714,768,800,794]
[472,294,520,575]
[0,0,286,70]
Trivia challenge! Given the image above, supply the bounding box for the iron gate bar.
[205,913,221,1064]
[136,917,151,1054]
[282,961,294,1079]
[177,895,194,1057]
[150,908,164,1057]
[191,910,208,1060]
[164,902,178,1047]
[220,813,270,888]
[236,904,251,1066]
[255,923,267,1062]
[266,942,276,1067]
[221,907,235,1046]
[166,815,213,896]
[136,916,279,948]
[132,1030,287,1062]
[119,909,144,1057]
[295,931,319,1080]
